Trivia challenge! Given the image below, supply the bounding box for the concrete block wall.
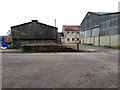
[111,35,119,47]
[81,38,84,44]
[94,36,99,46]
[80,34,120,47]
[86,38,91,44]
[90,37,94,45]
[100,36,109,46]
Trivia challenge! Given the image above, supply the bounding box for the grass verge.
[105,47,120,50]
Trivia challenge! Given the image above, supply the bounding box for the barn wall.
[81,35,120,47]
[100,36,109,46]
[12,22,57,40]
[90,37,94,45]
[111,35,120,47]
[87,38,91,44]
[94,36,98,46]
[81,38,84,44]
[80,12,120,47]
[13,39,57,46]
[11,21,58,46]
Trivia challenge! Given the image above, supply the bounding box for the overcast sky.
[0,0,119,36]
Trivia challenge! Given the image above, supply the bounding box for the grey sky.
[0,0,119,36]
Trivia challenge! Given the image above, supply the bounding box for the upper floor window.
[77,38,79,41]
[72,38,74,41]
[67,38,70,41]
[77,32,79,34]
[67,31,70,34]
[72,31,74,34]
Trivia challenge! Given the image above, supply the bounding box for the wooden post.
[55,19,56,27]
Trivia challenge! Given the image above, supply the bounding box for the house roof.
[63,25,80,31]
[11,20,58,29]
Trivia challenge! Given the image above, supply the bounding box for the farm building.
[80,12,120,47]
[11,20,58,46]
[57,32,64,44]
[62,25,80,44]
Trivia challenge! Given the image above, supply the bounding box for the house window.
[77,38,79,41]
[67,38,70,41]
[72,38,74,41]
[77,32,79,34]
[67,31,70,34]
[72,31,74,34]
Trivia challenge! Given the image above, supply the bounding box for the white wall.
[80,35,120,47]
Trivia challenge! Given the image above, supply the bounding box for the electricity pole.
[55,19,56,27]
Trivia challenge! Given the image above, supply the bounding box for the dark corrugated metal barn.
[80,12,120,47]
[11,20,58,45]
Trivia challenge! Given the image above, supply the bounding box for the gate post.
[77,43,79,51]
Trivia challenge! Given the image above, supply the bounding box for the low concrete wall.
[80,34,120,47]
[81,38,84,44]
[100,36,109,46]
[100,35,120,47]
[95,36,99,46]
[84,38,86,44]
[90,37,94,45]
[111,35,120,47]
[86,38,91,44]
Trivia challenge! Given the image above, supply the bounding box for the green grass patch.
[7,45,21,49]
[105,47,120,50]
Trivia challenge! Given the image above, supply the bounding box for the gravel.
[2,52,118,88]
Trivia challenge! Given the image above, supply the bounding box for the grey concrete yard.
[2,49,119,88]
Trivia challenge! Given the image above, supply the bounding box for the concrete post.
[109,35,111,47]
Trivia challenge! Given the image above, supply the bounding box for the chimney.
[32,20,38,22]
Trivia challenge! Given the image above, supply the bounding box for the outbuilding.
[62,25,80,44]
[80,12,120,47]
[11,20,58,46]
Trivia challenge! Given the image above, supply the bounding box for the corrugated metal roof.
[11,20,58,29]
[92,12,111,15]
[90,12,120,16]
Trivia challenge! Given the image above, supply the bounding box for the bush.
[7,42,21,49]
